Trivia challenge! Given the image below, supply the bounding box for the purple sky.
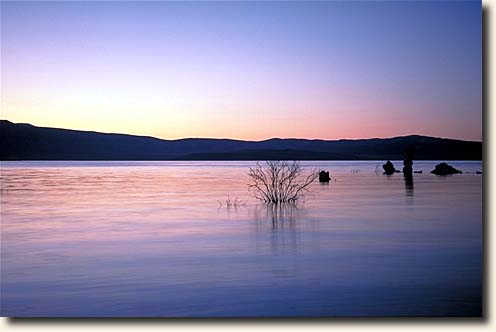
[1,1,482,141]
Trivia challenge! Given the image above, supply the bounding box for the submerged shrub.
[217,195,246,208]
[248,161,318,204]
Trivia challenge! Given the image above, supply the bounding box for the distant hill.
[0,120,482,160]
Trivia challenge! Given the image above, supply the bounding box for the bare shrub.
[248,161,318,204]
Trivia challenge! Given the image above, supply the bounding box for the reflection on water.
[253,203,299,229]
[0,161,482,317]
[404,174,414,197]
[250,204,305,254]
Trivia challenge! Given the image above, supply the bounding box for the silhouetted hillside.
[0,120,482,160]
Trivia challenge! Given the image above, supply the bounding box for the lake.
[0,161,482,317]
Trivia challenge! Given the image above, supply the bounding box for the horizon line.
[0,119,483,143]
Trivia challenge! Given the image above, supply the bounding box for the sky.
[1,1,482,141]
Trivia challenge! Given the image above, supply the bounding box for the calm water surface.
[0,161,482,317]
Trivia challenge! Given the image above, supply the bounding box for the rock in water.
[403,148,414,176]
[319,170,330,182]
[382,160,396,175]
[431,162,462,175]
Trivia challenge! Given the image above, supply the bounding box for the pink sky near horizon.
[0,1,482,142]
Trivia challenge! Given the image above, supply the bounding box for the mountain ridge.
[0,120,482,160]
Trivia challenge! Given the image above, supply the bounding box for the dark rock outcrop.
[383,160,396,175]
[431,162,462,175]
[403,148,414,176]
[319,170,330,182]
